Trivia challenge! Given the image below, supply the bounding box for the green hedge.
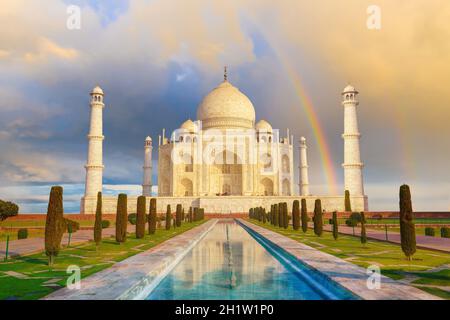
[425,227,435,237]
[101,220,110,229]
[17,228,28,240]
[440,227,449,238]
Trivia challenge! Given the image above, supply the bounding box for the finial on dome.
[224,66,228,81]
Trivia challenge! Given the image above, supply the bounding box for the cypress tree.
[136,196,146,239]
[45,186,66,266]
[188,207,193,223]
[360,212,367,245]
[262,208,266,223]
[399,185,416,260]
[283,203,289,229]
[182,208,185,221]
[292,200,300,230]
[115,194,128,243]
[313,199,323,236]
[165,205,171,230]
[176,204,182,227]
[201,208,205,220]
[274,204,279,227]
[148,198,157,234]
[94,192,102,248]
[332,211,338,240]
[277,203,282,228]
[345,190,352,212]
[301,199,308,233]
[270,205,274,224]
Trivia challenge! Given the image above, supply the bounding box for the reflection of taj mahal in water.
[80,69,368,214]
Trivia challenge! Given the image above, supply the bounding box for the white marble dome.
[255,119,272,132]
[342,84,357,93]
[91,85,104,95]
[197,80,256,129]
[180,119,195,132]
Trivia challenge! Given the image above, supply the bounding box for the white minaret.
[342,85,364,196]
[142,136,153,196]
[299,136,310,196]
[84,86,105,197]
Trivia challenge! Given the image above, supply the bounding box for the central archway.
[211,150,242,195]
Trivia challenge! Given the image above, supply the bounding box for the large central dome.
[197,80,256,129]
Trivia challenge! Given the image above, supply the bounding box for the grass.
[247,219,450,299]
[0,229,45,242]
[0,219,99,228]
[335,218,450,225]
[0,220,206,300]
[367,226,449,237]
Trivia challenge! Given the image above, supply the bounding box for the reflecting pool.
[146,220,357,300]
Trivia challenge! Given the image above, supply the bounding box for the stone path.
[323,225,450,253]
[240,219,440,300]
[0,226,135,260]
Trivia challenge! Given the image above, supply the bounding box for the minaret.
[84,86,105,197]
[142,136,153,196]
[342,85,364,196]
[299,136,310,196]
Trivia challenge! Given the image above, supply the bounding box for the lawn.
[246,219,450,300]
[367,226,449,237]
[0,220,206,300]
[335,218,450,225]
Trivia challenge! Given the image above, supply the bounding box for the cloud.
[0,0,449,212]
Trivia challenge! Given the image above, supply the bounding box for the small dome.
[145,136,152,141]
[197,80,256,129]
[342,84,358,94]
[255,120,272,132]
[91,85,104,95]
[180,119,195,132]
[300,136,306,142]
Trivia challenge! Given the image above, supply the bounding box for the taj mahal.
[80,69,368,214]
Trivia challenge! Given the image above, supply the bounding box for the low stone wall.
[80,195,369,214]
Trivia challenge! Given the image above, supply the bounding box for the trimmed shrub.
[283,203,289,229]
[128,213,137,225]
[65,219,80,233]
[399,185,416,260]
[148,198,157,235]
[345,219,357,227]
[274,204,279,227]
[424,227,435,237]
[176,204,182,227]
[345,190,352,212]
[360,212,367,245]
[101,220,110,229]
[45,186,66,266]
[94,192,102,247]
[301,199,308,233]
[115,194,128,243]
[0,199,19,221]
[441,227,450,238]
[165,205,172,230]
[332,211,338,240]
[313,199,323,237]
[136,196,146,239]
[17,228,28,240]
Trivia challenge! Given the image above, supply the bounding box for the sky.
[0,0,449,213]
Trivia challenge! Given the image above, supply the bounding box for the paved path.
[324,225,450,253]
[0,226,135,260]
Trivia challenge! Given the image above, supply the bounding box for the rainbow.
[275,51,339,195]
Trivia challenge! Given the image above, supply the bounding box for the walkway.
[0,226,134,260]
[323,225,450,253]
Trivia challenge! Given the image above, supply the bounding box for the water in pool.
[146,220,356,300]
